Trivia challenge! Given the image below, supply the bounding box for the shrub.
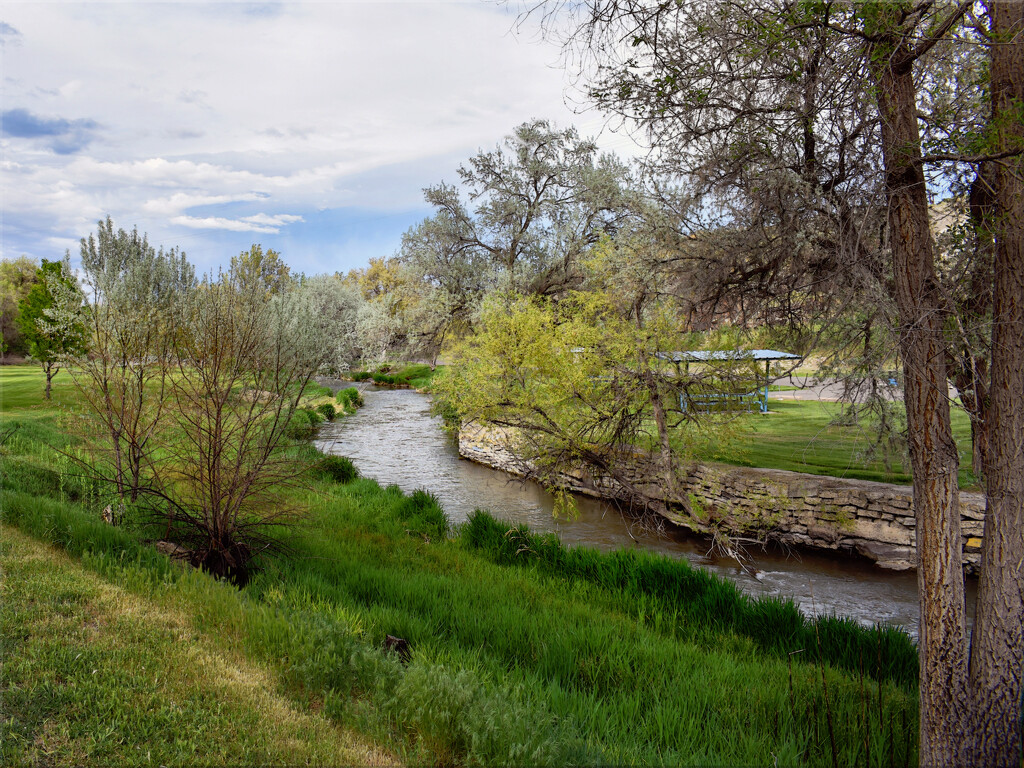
[316,403,336,421]
[350,371,371,382]
[315,455,359,484]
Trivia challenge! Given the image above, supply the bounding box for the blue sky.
[1,1,641,277]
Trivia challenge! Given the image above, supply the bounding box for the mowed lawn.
[690,398,978,489]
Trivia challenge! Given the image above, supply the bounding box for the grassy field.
[0,365,921,766]
[682,398,978,489]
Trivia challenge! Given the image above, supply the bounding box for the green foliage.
[386,662,584,766]
[3,371,922,766]
[305,382,335,400]
[434,286,724,497]
[15,259,86,395]
[0,255,39,358]
[286,408,323,440]
[316,402,337,421]
[351,363,435,389]
[230,244,291,297]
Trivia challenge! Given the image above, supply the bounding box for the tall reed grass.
[461,510,918,688]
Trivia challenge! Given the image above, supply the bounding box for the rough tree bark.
[968,3,1024,765]
[866,23,970,767]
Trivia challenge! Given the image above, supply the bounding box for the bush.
[350,371,371,382]
[315,455,359,484]
[316,403,336,421]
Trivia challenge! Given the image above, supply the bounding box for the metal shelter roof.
[656,349,802,363]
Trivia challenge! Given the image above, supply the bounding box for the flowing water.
[316,384,978,638]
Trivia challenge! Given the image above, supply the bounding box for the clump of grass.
[305,382,335,400]
[315,455,359,484]
[349,364,437,389]
[462,510,918,688]
[316,402,337,421]
[336,386,364,412]
[285,408,323,440]
[394,489,450,540]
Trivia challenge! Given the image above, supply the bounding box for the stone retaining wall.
[458,423,985,572]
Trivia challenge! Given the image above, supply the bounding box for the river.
[315,384,977,639]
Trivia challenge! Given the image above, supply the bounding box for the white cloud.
[171,213,304,234]
[0,1,642,273]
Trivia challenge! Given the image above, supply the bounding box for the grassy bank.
[350,363,442,391]
[0,365,920,766]
[0,524,395,767]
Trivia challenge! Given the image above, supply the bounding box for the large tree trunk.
[968,3,1024,764]
[868,38,970,768]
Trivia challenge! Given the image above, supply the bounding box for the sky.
[1,1,642,277]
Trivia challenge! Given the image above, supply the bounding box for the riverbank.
[1,366,920,765]
[342,363,441,391]
[458,422,985,573]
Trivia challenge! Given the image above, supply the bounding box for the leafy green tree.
[294,274,362,374]
[70,217,195,504]
[16,258,86,399]
[0,256,39,362]
[230,244,291,298]
[435,244,746,526]
[400,119,638,355]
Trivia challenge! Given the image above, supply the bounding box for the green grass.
[462,511,917,688]
[0,524,395,767]
[686,399,978,488]
[0,364,922,766]
[348,363,443,390]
